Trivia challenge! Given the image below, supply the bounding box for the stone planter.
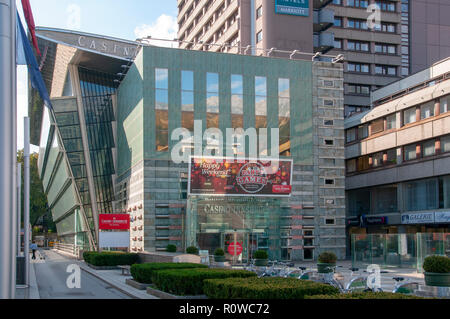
[214,255,225,262]
[317,263,336,273]
[254,259,268,267]
[424,272,450,287]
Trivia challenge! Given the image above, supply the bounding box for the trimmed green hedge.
[306,292,427,299]
[423,255,450,273]
[83,251,139,266]
[204,277,339,299]
[153,268,257,296]
[130,262,208,284]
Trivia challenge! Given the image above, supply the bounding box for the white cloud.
[134,14,178,48]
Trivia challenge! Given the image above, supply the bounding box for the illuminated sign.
[275,0,309,17]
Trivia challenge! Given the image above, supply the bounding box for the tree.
[17,150,55,232]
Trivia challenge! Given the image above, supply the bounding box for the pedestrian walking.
[30,241,38,260]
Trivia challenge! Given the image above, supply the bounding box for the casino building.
[32,27,345,262]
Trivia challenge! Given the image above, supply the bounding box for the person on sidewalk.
[30,241,38,260]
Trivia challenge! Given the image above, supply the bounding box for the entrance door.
[222,232,250,264]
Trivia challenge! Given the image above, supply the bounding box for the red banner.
[99,214,130,230]
[188,157,292,197]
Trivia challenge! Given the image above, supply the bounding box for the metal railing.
[53,243,90,259]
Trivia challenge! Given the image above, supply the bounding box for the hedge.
[152,268,257,296]
[305,292,427,299]
[83,251,139,266]
[423,255,450,273]
[204,277,339,299]
[130,263,208,284]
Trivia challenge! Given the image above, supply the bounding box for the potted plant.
[317,252,337,273]
[423,255,450,287]
[166,244,177,253]
[253,250,268,266]
[214,248,225,262]
[186,246,199,255]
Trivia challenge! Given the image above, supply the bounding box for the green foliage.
[83,251,139,266]
[186,246,199,255]
[130,262,208,284]
[318,252,337,264]
[305,292,426,299]
[166,244,177,252]
[17,151,53,231]
[204,277,339,299]
[214,248,225,256]
[253,250,268,260]
[423,255,450,273]
[152,268,256,296]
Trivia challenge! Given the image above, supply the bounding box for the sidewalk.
[15,251,42,299]
[53,249,158,299]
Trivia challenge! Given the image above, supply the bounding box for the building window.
[324,139,334,146]
[385,148,397,165]
[278,78,291,156]
[332,0,342,5]
[346,128,357,143]
[206,72,219,128]
[375,65,397,76]
[420,101,434,120]
[231,74,244,129]
[403,107,416,125]
[441,135,450,153]
[347,84,370,95]
[256,6,262,19]
[334,38,343,49]
[386,114,396,130]
[346,158,356,173]
[255,76,267,132]
[357,155,370,171]
[256,30,263,43]
[347,0,368,8]
[325,218,336,225]
[376,0,396,12]
[347,63,370,73]
[155,68,169,152]
[370,118,384,135]
[372,152,384,167]
[324,119,334,126]
[347,40,369,52]
[403,143,417,161]
[422,139,436,157]
[181,70,194,132]
[374,22,396,33]
[440,96,449,114]
[404,178,438,211]
[375,43,397,54]
[358,124,368,139]
[334,17,343,27]
[347,18,368,30]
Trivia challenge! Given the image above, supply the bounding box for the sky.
[16,0,178,150]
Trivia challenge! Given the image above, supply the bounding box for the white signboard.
[99,231,130,248]
[435,211,450,224]
[401,212,434,224]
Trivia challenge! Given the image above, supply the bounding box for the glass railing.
[352,233,450,271]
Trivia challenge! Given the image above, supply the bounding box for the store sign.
[227,242,243,256]
[347,216,387,227]
[188,157,292,197]
[99,214,130,230]
[435,211,450,224]
[401,212,435,225]
[275,0,309,17]
[365,216,388,225]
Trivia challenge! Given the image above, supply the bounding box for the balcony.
[314,32,334,54]
[313,8,334,32]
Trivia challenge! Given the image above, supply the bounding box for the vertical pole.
[0,0,15,299]
[24,117,30,287]
[17,163,22,256]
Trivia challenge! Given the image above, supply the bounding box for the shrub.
[214,248,225,256]
[306,292,426,299]
[83,251,139,266]
[318,252,337,264]
[186,246,199,255]
[423,255,450,273]
[130,262,208,284]
[204,277,339,299]
[152,268,256,296]
[166,244,177,253]
[253,250,268,260]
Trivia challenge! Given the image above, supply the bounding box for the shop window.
[347,188,370,216]
[403,178,438,211]
[372,185,398,214]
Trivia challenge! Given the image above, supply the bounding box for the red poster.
[99,214,130,230]
[228,242,243,256]
[188,157,292,197]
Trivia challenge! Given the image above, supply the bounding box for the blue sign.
[275,0,309,17]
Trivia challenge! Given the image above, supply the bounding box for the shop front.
[185,157,293,264]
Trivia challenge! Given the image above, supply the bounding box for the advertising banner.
[188,157,293,197]
[99,214,130,230]
[275,0,309,17]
